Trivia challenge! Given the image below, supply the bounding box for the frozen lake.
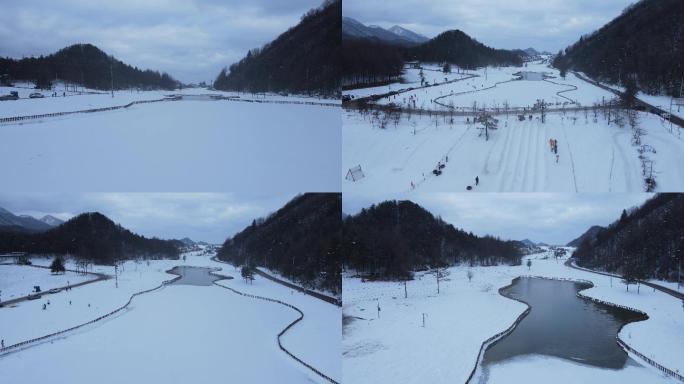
[481,277,646,379]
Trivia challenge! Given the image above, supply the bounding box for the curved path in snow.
[211,277,338,384]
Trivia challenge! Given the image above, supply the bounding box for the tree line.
[0,43,179,91]
[573,194,684,283]
[216,193,341,295]
[0,212,181,264]
[553,0,684,97]
[213,0,340,97]
[343,200,523,280]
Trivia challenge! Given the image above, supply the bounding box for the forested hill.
[343,200,523,280]
[213,0,340,96]
[0,43,179,90]
[408,30,523,69]
[566,225,604,247]
[216,193,341,295]
[343,28,522,88]
[573,194,684,282]
[553,0,684,97]
[0,212,181,263]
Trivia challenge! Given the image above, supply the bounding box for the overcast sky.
[0,193,298,244]
[0,0,324,84]
[344,0,636,52]
[343,193,652,245]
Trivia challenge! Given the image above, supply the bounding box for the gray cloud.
[344,0,636,52]
[0,0,325,83]
[343,193,652,245]
[0,193,298,243]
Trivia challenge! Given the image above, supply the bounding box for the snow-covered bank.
[485,355,676,384]
[342,249,684,384]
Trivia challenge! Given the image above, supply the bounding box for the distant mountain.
[342,17,427,46]
[573,194,684,281]
[217,193,341,294]
[0,43,179,90]
[554,0,684,96]
[388,26,429,45]
[343,200,523,280]
[40,215,64,227]
[408,30,523,69]
[520,239,537,247]
[0,212,181,263]
[0,207,52,232]
[214,0,340,96]
[523,48,540,56]
[566,225,604,247]
[179,237,196,246]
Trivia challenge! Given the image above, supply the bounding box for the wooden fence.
[0,272,182,356]
[0,97,181,124]
[211,277,338,384]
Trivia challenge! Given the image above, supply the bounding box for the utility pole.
[404,281,407,299]
[115,264,118,288]
[110,59,114,98]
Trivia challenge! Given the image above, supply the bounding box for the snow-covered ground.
[342,249,684,384]
[0,249,340,383]
[343,107,684,193]
[0,90,341,192]
[344,59,684,193]
[0,264,93,301]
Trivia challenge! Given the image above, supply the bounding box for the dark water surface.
[481,277,646,371]
[167,266,226,286]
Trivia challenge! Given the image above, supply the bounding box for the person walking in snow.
[476,176,479,186]
[556,154,559,163]
[1,339,4,348]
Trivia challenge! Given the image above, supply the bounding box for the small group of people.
[549,138,560,163]
[49,92,66,97]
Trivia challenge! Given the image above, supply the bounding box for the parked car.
[0,91,19,101]
[48,288,62,294]
[27,294,42,300]
[29,92,45,98]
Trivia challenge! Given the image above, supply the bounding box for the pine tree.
[50,256,66,274]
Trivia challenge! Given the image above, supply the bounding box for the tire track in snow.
[560,122,579,192]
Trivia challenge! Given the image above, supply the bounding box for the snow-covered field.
[0,89,341,192]
[0,249,340,384]
[342,249,684,384]
[343,59,684,193]
[0,264,93,301]
[343,108,684,193]
[349,60,615,111]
